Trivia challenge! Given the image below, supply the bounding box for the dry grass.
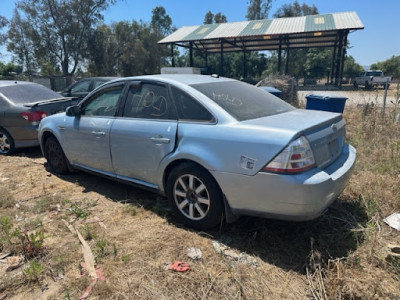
[0,104,400,299]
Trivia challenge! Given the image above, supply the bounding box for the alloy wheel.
[173,174,211,221]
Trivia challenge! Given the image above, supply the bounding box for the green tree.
[271,1,322,80]
[246,0,272,20]
[214,13,227,24]
[370,55,400,78]
[87,24,120,76]
[0,62,23,76]
[151,6,173,36]
[203,11,227,24]
[343,55,364,80]
[274,1,317,18]
[203,11,214,24]
[0,15,8,46]
[9,0,115,77]
[7,9,37,75]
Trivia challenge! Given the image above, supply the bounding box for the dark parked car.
[60,77,118,100]
[39,75,356,229]
[0,80,79,155]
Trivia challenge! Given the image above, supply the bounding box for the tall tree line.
[0,0,366,81]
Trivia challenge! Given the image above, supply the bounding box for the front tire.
[44,136,70,174]
[0,128,15,155]
[166,163,224,229]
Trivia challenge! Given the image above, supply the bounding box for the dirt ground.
[0,93,399,299]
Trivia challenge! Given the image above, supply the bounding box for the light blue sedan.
[38,75,356,229]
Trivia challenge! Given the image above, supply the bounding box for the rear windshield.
[0,83,62,104]
[190,81,293,121]
[366,71,382,76]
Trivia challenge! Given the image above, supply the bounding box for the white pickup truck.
[353,70,392,89]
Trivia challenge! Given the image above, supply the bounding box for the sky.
[1,0,399,67]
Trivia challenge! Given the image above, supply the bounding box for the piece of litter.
[168,261,190,272]
[187,247,202,260]
[212,240,229,255]
[383,213,400,231]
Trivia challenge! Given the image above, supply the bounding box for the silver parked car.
[38,75,356,229]
[60,77,118,101]
[0,80,79,155]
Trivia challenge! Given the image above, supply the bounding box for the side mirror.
[66,105,81,117]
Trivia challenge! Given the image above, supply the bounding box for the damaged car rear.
[38,75,356,229]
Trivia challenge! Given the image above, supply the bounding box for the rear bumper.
[7,125,40,149]
[212,144,356,221]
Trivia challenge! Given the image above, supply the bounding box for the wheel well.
[163,159,216,192]
[163,159,235,224]
[41,131,56,157]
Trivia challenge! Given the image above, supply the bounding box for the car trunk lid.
[243,109,346,169]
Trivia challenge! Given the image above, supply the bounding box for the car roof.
[112,74,235,86]
[0,80,36,88]
[81,77,119,81]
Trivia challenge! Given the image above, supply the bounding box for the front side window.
[123,83,175,120]
[81,85,123,116]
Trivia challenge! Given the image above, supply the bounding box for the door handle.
[150,136,170,144]
[57,125,66,130]
[92,131,106,137]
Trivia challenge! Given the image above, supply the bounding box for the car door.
[61,82,125,174]
[110,81,178,186]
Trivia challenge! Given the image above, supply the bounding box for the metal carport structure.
[158,11,364,86]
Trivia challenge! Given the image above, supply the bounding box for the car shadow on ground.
[13,146,43,159]
[48,167,367,275]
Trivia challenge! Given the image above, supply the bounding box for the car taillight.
[262,136,315,174]
[20,111,48,122]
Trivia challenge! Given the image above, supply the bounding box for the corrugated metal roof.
[159,11,363,54]
[266,16,306,34]
[205,21,249,39]
[333,11,364,29]
[239,19,273,36]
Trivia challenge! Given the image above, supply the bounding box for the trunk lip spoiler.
[23,97,76,108]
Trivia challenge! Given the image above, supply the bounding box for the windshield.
[0,83,62,104]
[190,81,293,121]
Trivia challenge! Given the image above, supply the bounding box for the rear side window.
[123,83,175,120]
[71,80,90,93]
[93,80,106,90]
[170,86,213,122]
[191,81,293,121]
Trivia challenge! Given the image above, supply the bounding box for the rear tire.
[44,136,70,174]
[0,128,15,155]
[166,163,224,229]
